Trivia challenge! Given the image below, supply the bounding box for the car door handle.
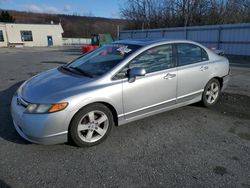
[164,73,176,80]
[200,66,209,71]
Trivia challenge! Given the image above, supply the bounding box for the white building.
[0,23,64,47]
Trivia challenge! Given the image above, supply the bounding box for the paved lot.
[0,47,250,188]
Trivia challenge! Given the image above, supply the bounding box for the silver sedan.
[11,39,230,147]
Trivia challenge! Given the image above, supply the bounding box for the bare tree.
[120,0,250,29]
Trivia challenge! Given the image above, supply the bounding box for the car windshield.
[66,44,141,77]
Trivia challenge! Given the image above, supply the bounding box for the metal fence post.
[217,27,222,49]
[185,27,188,39]
[162,30,165,38]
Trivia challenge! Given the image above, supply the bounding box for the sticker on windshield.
[117,46,132,55]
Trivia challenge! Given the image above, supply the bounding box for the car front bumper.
[11,95,69,145]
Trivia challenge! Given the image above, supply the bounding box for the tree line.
[0,10,128,38]
[120,0,250,29]
[0,11,15,22]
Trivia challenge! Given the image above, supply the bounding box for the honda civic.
[11,39,230,147]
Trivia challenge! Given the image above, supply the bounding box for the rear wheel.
[69,103,114,147]
[201,78,221,107]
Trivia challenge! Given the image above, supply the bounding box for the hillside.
[4,10,129,38]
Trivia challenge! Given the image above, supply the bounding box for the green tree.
[0,11,15,23]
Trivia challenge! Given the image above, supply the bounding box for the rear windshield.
[67,44,141,77]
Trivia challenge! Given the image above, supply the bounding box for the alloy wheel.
[77,110,109,143]
[205,82,219,104]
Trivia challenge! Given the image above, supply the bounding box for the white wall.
[63,38,91,46]
[4,23,64,47]
[0,24,8,47]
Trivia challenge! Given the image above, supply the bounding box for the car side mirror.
[128,67,146,83]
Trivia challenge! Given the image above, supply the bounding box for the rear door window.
[177,43,208,66]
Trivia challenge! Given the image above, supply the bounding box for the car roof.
[113,38,193,46]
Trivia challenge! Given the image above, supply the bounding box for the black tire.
[69,103,114,147]
[201,78,221,107]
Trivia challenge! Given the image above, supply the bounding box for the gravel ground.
[0,47,249,188]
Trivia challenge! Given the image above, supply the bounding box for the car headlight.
[25,102,68,114]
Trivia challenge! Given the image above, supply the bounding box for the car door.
[121,44,177,120]
[176,43,210,102]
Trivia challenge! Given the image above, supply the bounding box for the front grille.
[17,97,29,108]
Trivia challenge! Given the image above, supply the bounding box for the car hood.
[21,68,94,103]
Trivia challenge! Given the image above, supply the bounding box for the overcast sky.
[0,0,123,18]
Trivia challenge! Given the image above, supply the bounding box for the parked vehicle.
[81,33,113,54]
[11,39,230,147]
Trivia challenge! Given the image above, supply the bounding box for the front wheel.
[69,103,114,147]
[201,78,221,107]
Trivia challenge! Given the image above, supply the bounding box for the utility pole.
[142,22,145,30]
[117,25,120,40]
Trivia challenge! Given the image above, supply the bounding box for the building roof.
[0,22,62,26]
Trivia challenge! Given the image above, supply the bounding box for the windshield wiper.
[61,66,74,72]
[61,65,94,78]
[70,67,94,78]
